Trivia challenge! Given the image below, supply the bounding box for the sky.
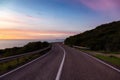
[0,0,120,40]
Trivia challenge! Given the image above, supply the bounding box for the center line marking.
[55,45,66,80]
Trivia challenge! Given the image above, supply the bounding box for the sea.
[0,39,64,49]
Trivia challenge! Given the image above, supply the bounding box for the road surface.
[0,43,120,80]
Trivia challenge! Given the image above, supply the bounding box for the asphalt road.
[0,43,120,80]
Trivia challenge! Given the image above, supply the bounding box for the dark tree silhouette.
[0,41,49,57]
[65,21,120,52]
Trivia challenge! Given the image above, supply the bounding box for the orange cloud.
[0,29,76,40]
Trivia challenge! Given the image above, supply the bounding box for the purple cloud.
[79,0,120,12]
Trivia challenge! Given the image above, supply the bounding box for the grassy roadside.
[95,54,120,67]
[75,48,120,68]
[0,47,51,75]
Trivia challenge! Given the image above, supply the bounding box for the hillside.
[0,41,49,57]
[65,21,120,52]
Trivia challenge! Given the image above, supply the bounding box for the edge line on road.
[79,50,120,73]
[55,45,66,80]
[0,48,51,78]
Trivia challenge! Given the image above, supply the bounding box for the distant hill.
[65,21,120,52]
[0,41,49,57]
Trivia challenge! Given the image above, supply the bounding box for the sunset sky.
[0,0,120,40]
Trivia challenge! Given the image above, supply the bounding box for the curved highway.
[0,43,120,80]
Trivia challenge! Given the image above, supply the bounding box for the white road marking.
[79,51,120,73]
[0,48,51,78]
[55,45,66,80]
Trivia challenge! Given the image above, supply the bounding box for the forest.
[65,21,120,52]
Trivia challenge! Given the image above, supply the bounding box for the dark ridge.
[65,21,120,52]
[0,41,49,57]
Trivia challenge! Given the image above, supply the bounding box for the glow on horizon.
[0,29,76,40]
[0,9,77,40]
[0,0,120,40]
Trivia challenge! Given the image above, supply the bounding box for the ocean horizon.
[0,39,64,49]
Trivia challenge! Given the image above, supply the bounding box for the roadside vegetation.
[75,47,120,68]
[95,54,120,67]
[0,41,51,75]
[0,41,49,58]
[0,47,50,75]
[65,21,120,68]
[65,21,120,52]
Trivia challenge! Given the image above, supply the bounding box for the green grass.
[76,47,120,54]
[75,47,120,67]
[0,54,39,75]
[95,54,120,67]
[0,47,51,75]
[92,50,120,54]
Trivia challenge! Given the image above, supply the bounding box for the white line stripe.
[79,51,120,73]
[0,51,51,78]
[55,45,66,80]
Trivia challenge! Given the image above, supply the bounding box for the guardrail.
[0,46,51,63]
